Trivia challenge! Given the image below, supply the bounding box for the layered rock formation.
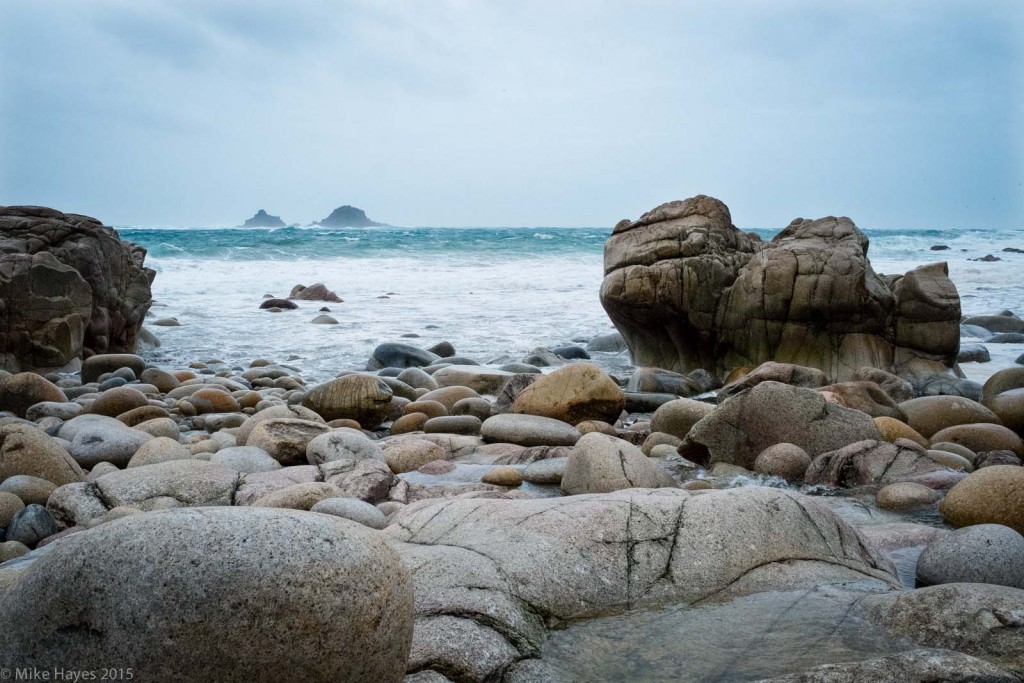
[600,196,960,383]
[0,207,154,372]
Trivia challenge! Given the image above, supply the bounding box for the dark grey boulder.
[367,343,440,371]
[259,298,297,310]
[5,504,57,548]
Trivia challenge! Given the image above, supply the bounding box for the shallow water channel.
[539,584,914,681]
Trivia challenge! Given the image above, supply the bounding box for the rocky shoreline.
[0,200,1022,681]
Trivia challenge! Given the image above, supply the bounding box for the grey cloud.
[0,0,1020,229]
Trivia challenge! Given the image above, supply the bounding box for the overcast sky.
[1,1,1021,228]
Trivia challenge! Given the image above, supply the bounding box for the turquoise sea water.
[120,225,1024,381]
[123,225,1020,263]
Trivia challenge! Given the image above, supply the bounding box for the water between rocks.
[539,584,913,681]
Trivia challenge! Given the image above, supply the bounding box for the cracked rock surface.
[386,487,900,681]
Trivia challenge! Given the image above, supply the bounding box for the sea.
[120,225,1024,384]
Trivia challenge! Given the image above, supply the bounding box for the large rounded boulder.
[511,363,624,426]
[899,395,1002,439]
[301,375,393,428]
[561,433,667,495]
[0,424,84,486]
[940,465,1024,533]
[599,195,960,382]
[680,381,881,469]
[0,507,414,682]
[0,373,67,418]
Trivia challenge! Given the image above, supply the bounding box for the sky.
[1,1,1021,229]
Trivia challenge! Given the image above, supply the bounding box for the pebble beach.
[0,200,1022,681]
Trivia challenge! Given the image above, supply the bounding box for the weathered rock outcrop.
[0,206,154,372]
[599,196,960,383]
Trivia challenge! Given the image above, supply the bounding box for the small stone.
[6,504,58,547]
[875,482,942,511]
[383,439,447,474]
[929,441,978,463]
[940,465,1024,533]
[561,433,666,495]
[480,414,581,448]
[0,424,84,485]
[481,467,522,487]
[450,397,492,420]
[925,449,973,472]
[874,416,929,449]
[511,363,624,425]
[0,541,30,563]
[86,462,120,481]
[424,415,481,436]
[650,399,714,440]
[250,481,346,511]
[312,315,339,324]
[209,446,281,473]
[930,422,1024,458]
[81,354,146,384]
[641,432,683,456]
[417,459,455,475]
[0,491,25,527]
[522,458,566,485]
[753,443,811,481]
[246,419,331,467]
[0,373,67,418]
[88,386,149,418]
[0,475,57,506]
[403,401,448,419]
[188,387,241,414]
[649,444,678,458]
[311,498,388,529]
[87,506,143,528]
[391,413,428,435]
[259,298,298,310]
[127,437,191,468]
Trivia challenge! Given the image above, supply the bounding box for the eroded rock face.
[386,487,898,681]
[599,196,960,382]
[0,206,154,372]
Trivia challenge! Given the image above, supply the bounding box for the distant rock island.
[242,209,286,228]
[318,205,384,228]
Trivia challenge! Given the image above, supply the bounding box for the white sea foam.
[134,226,1024,381]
